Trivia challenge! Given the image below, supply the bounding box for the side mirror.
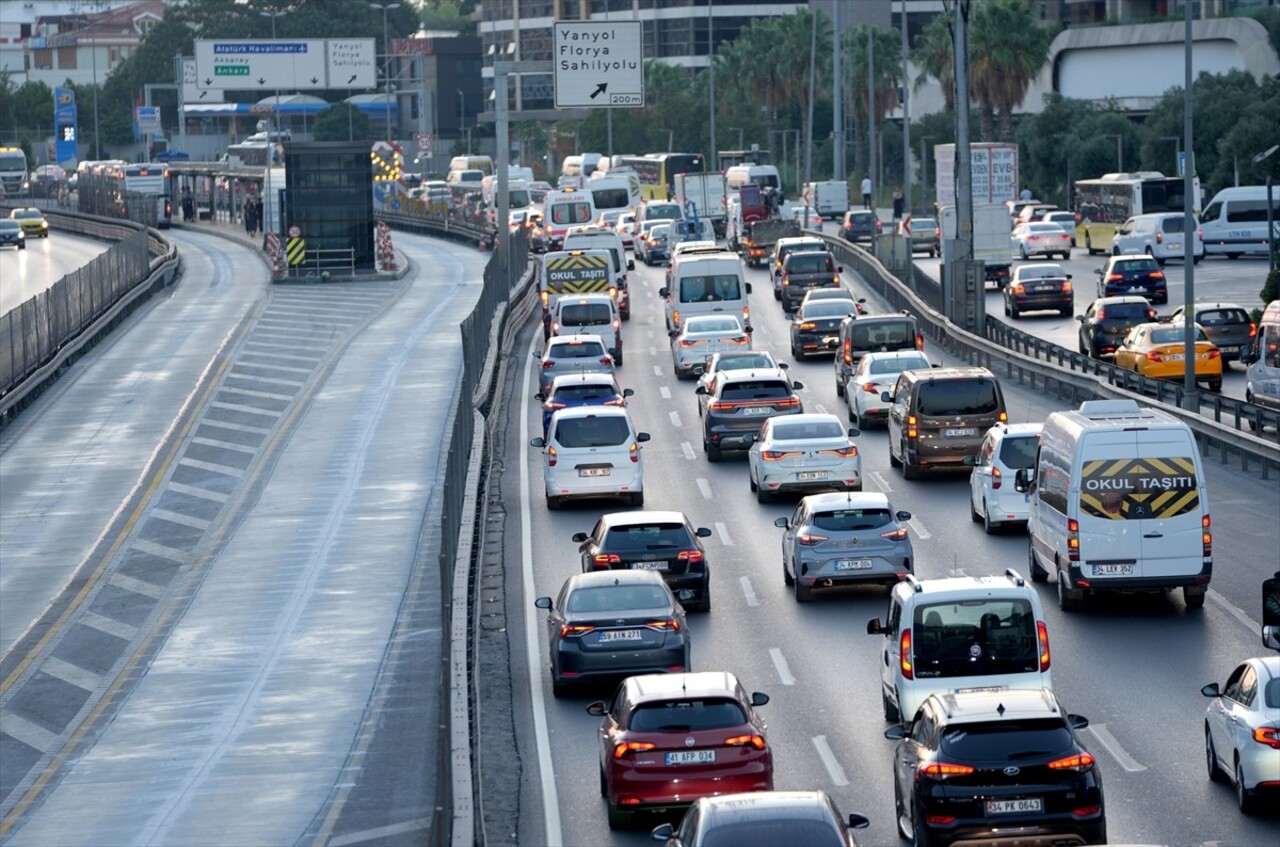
[1074,315,1085,323]
[534,596,552,610]
[1239,343,1257,364]
[1066,273,1073,280]
[1067,714,1090,730]
[866,618,884,635]
[791,381,804,390]
[785,313,794,321]
[1094,267,1103,276]
[880,391,892,402]
[750,692,769,707]
[847,813,870,831]
[535,391,546,401]
[571,532,588,543]
[586,701,607,717]
[848,427,860,438]
[773,517,789,529]
[884,724,906,740]
[658,287,669,298]
[896,510,912,521]
[623,388,635,398]
[637,432,651,443]
[627,259,635,270]
[651,823,675,843]
[778,362,790,370]
[745,282,753,294]
[696,527,713,538]
[668,329,680,338]
[530,437,546,448]
[1201,683,1222,698]
[1014,467,1032,493]
[695,386,708,395]
[931,363,940,368]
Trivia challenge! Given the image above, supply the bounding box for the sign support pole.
[494,60,552,285]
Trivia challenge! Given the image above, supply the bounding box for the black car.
[790,299,858,359]
[698,370,805,461]
[533,570,689,697]
[1076,296,1157,358]
[886,689,1105,847]
[1096,254,1168,304]
[0,219,25,249]
[779,250,842,312]
[638,223,671,265]
[840,210,882,244]
[573,510,714,612]
[832,313,924,398]
[1002,263,1074,318]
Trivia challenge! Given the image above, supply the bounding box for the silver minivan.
[1112,213,1204,264]
[1242,300,1280,419]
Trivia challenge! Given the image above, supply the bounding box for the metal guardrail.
[375,209,492,248]
[820,234,1280,477]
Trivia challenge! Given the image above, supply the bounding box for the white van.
[542,189,598,251]
[1199,186,1279,258]
[1243,300,1280,415]
[659,252,751,332]
[448,156,493,177]
[1017,399,1212,611]
[529,406,649,510]
[586,172,642,217]
[725,164,781,195]
[550,294,622,364]
[1112,212,1204,264]
[563,226,634,319]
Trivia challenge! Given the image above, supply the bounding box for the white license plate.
[634,561,669,571]
[1134,287,1148,293]
[986,798,1043,815]
[744,407,771,415]
[665,750,716,766]
[1092,563,1134,576]
[599,629,644,642]
[943,428,977,437]
[579,467,610,477]
[1167,242,1182,250]
[1168,353,1184,361]
[821,336,838,345]
[1221,346,1240,352]
[956,685,1004,694]
[796,471,829,481]
[835,559,874,571]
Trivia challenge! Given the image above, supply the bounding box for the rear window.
[721,380,792,401]
[553,415,631,448]
[847,320,915,350]
[811,509,892,531]
[1266,678,1280,709]
[644,203,681,221]
[998,435,1039,470]
[1114,258,1160,273]
[784,253,835,274]
[551,202,592,225]
[698,820,843,847]
[550,383,617,403]
[567,585,669,614]
[1158,216,1191,233]
[1195,308,1249,326]
[628,698,748,732]
[604,522,693,551]
[915,379,1001,416]
[870,355,928,375]
[779,241,824,261]
[803,302,855,319]
[1098,302,1152,324]
[680,274,743,303]
[559,303,613,326]
[771,419,845,440]
[1150,327,1209,344]
[550,340,606,358]
[688,317,742,334]
[912,598,1038,677]
[941,720,1074,760]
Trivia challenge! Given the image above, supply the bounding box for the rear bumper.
[556,644,687,681]
[1009,294,1072,311]
[1065,561,1212,591]
[609,764,772,809]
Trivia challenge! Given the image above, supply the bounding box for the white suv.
[966,422,1043,533]
[529,406,650,510]
[865,570,1052,724]
[1112,213,1205,265]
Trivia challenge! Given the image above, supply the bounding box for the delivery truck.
[939,203,1014,288]
[675,172,729,237]
[803,180,850,220]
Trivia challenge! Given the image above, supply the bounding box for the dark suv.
[779,250,842,312]
[573,510,714,612]
[1076,296,1157,358]
[840,209,882,244]
[833,312,925,398]
[698,370,805,461]
[1095,254,1168,304]
[886,689,1106,847]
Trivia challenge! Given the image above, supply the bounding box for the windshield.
[552,415,631,448]
[916,380,1001,416]
[785,254,835,274]
[628,699,747,732]
[1150,327,1209,344]
[679,274,743,303]
[912,598,1038,677]
[549,383,618,403]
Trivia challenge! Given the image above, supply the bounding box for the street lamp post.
[1104,134,1123,172]
[1160,135,1181,173]
[1254,144,1279,273]
[369,3,401,143]
[918,135,933,214]
[260,8,286,240]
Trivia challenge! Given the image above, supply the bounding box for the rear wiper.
[656,725,692,732]
[1008,750,1052,760]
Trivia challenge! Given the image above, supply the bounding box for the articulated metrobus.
[1074,172,1197,255]
[614,153,705,201]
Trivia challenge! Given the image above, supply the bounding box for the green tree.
[419,1,474,34]
[913,13,955,114]
[970,0,1057,141]
[845,25,902,178]
[1,80,54,140]
[311,103,370,141]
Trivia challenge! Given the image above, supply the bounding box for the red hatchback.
[588,672,773,829]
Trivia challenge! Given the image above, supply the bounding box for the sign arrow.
[258,77,266,85]
[310,76,319,85]
[204,77,212,86]
[199,91,208,99]
[348,74,357,84]
[590,82,607,100]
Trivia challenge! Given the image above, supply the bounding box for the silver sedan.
[746,413,861,503]
[669,315,753,379]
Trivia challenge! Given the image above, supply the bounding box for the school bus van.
[539,249,616,337]
[1017,399,1210,612]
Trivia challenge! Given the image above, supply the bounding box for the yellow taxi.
[1114,320,1223,391]
[9,207,49,238]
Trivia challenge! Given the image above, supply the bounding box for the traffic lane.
[0,231,111,315]
[0,229,265,652]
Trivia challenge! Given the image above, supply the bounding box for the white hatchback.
[967,422,1043,533]
[844,350,931,428]
[529,406,649,510]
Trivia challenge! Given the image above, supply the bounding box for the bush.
[1263,268,1279,306]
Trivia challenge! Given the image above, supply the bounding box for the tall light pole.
[1181,2,1197,409]
[260,8,286,240]
[919,135,933,212]
[1254,144,1278,274]
[832,0,843,182]
[457,88,465,142]
[370,2,401,142]
[1160,135,1181,173]
[901,0,911,215]
[707,0,716,172]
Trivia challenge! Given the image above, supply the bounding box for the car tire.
[1184,585,1206,610]
[1004,300,1011,317]
[773,289,782,301]
[794,577,812,603]
[1227,252,1240,260]
[1236,757,1261,813]
[546,496,562,511]
[614,350,623,366]
[1206,726,1228,783]
[629,491,644,507]
[790,341,802,359]
[694,579,711,613]
[783,558,795,587]
[620,308,630,321]
[756,486,772,504]
[749,473,758,492]
[857,413,872,431]
[706,442,722,463]
[1057,569,1084,612]
[970,493,983,523]
[1009,302,1020,319]
[889,444,902,468]
[606,798,629,830]
[884,689,901,724]
[835,378,845,398]
[1019,245,1029,261]
[902,457,919,480]
[552,677,568,698]
[1207,378,1222,393]
[1029,542,1049,583]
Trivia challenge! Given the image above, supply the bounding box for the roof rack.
[1004,568,1026,587]
[904,573,923,593]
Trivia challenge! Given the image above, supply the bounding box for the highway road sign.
[195,39,329,90]
[553,21,643,109]
[326,39,377,89]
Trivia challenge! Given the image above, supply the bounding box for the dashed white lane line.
[870,471,894,493]
[1086,723,1147,773]
[649,347,658,357]
[811,735,850,786]
[659,386,672,399]
[715,521,734,546]
[908,515,932,539]
[647,329,655,338]
[681,441,696,461]
[769,648,796,686]
[696,478,712,499]
[652,365,662,376]
[814,403,828,415]
[740,575,759,607]
[669,410,682,427]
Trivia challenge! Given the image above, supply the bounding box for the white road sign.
[553,21,643,109]
[195,39,329,90]
[327,39,377,89]
[182,57,223,104]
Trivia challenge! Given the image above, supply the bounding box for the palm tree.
[846,26,903,178]
[912,13,955,114]
[971,0,1057,141]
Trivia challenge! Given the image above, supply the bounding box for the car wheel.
[1184,585,1206,610]
[1009,302,1020,319]
[1205,726,1228,783]
[1227,252,1240,260]
[1057,568,1084,612]
[835,378,845,398]
[983,503,998,534]
[1029,541,1049,583]
[620,308,630,321]
[706,442,722,463]
[1079,338,1089,356]
[790,341,802,359]
[1019,245,1029,260]
[1207,378,1222,393]
[694,579,711,612]
[783,557,795,586]
[749,472,758,492]
[1004,300,1011,317]
[756,485,772,504]
[901,455,919,480]
[1236,757,1261,813]
[857,414,872,431]
[794,577,812,603]
[629,490,644,507]
[970,492,983,523]
[889,444,902,468]
[552,678,569,698]
[773,288,782,301]
[546,495,562,511]
[606,798,630,830]
[884,689,901,724]
[614,350,623,366]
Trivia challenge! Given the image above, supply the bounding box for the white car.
[1202,655,1280,813]
[844,350,931,428]
[746,413,862,503]
[966,422,1043,533]
[614,211,636,249]
[669,314,753,379]
[1012,221,1072,260]
[535,334,615,394]
[529,406,649,510]
[548,294,622,364]
[1112,212,1205,265]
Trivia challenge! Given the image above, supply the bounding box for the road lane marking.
[1207,588,1260,632]
[715,521,734,545]
[811,735,850,786]
[769,648,796,685]
[681,441,696,461]
[0,712,57,754]
[1085,724,1147,773]
[696,478,712,499]
[79,611,137,641]
[908,515,932,539]
[41,656,102,691]
[740,576,759,607]
[659,386,671,399]
[328,818,433,847]
[653,365,662,376]
[870,471,894,493]
[519,332,565,847]
[108,573,165,600]
[814,403,828,415]
[669,410,682,427]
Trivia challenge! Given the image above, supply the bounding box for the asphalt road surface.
[0,231,111,315]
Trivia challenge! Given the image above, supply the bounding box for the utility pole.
[832,0,843,182]
[1181,1,1197,409]
[954,1,972,265]
[707,0,716,172]
[806,9,816,187]
[370,3,401,142]
[868,28,876,205]
[901,0,911,215]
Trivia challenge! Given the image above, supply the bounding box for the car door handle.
[1143,532,1163,538]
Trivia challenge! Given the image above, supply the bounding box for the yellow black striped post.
[286,237,306,266]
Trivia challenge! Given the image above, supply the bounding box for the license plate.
[1134,287,1148,293]
[1092,563,1134,576]
[986,798,1043,815]
[665,750,716,766]
[579,467,610,477]
[1167,242,1182,250]
[835,559,874,571]
[956,685,1004,694]
[633,561,669,571]
[1168,353,1184,361]
[822,336,838,346]
[943,428,977,437]
[1221,346,1240,352]
[599,629,644,642]
[796,471,829,481]
[744,407,771,415]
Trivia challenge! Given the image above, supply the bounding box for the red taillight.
[991,467,1003,490]
[880,527,908,541]
[1146,350,1164,362]
[1155,231,1164,244]
[724,734,767,750]
[1151,271,1165,280]
[761,449,800,461]
[629,441,639,462]
[926,814,958,825]
[843,339,853,364]
[797,533,828,547]
[677,549,704,565]
[614,741,656,760]
[1048,752,1096,771]
[1037,620,1051,671]
[1095,308,1106,320]
[907,415,918,439]
[1249,323,1258,338]
[1072,805,1103,819]
[1253,726,1280,750]
[1062,281,1073,293]
[547,401,566,411]
[915,333,925,351]
[561,624,596,637]
[919,761,973,777]
[1067,518,1079,562]
[678,338,699,348]
[592,553,621,568]
[600,356,613,365]
[820,445,858,458]
[1011,283,1025,295]
[1107,273,1123,282]
[542,359,556,369]
[646,619,680,632]
[900,629,913,680]
[1203,514,1212,557]
[862,381,879,394]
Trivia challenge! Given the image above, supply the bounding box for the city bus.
[1074,172,1196,255]
[718,149,771,169]
[614,153,705,201]
[76,162,173,227]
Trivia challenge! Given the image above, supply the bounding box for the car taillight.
[1048,752,1096,772]
[843,339,853,365]
[678,338,699,348]
[1206,348,1221,359]
[600,356,613,365]
[613,320,621,331]
[560,624,596,637]
[862,382,880,394]
[797,533,828,547]
[630,441,639,462]
[1011,283,1025,295]
[1062,281,1073,293]
[991,466,1003,489]
[782,274,790,286]
[919,761,973,778]
[677,549,704,565]
[1249,323,1258,338]
[592,553,621,568]
[907,415,918,439]
[1253,726,1280,750]
[1067,518,1079,562]
[820,445,858,458]
[1146,350,1164,362]
[1095,308,1105,320]
[1155,231,1164,244]
[776,397,801,408]
[542,359,556,369]
[614,741,656,759]
[998,410,1008,422]
[915,333,925,351]
[1203,514,1211,557]
[1037,620,1050,671]
[546,446,557,467]
[672,310,681,326]
[880,527,908,541]
[762,450,799,461]
[900,629,913,679]
[729,335,750,345]
[875,220,882,230]
[724,734,767,750]
[1151,271,1165,280]
[1107,273,1123,282]
[547,402,566,410]
[646,619,680,632]
[540,291,549,306]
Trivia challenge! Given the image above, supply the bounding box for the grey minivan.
[883,366,1008,479]
[779,250,842,312]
